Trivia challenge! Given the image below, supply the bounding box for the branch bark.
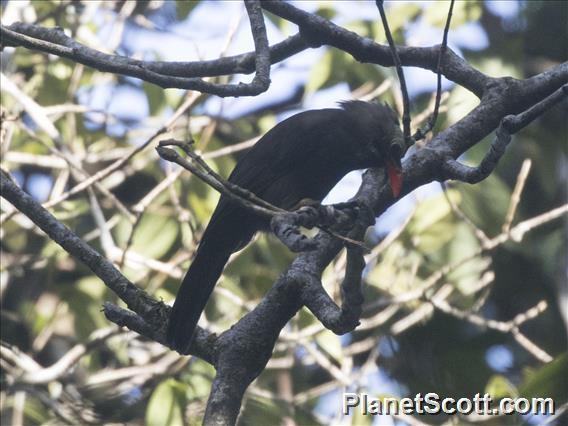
[2,3,567,425]
[1,0,272,96]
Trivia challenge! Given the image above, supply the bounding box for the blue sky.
[69,1,511,233]
[18,0,524,263]
[11,2,529,422]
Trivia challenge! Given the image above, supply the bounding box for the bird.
[167,100,405,354]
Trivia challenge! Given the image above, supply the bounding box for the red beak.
[386,161,403,198]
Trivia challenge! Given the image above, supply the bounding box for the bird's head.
[340,100,406,198]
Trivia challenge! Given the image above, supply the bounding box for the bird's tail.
[167,212,251,354]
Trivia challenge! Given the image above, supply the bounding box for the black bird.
[167,101,405,354]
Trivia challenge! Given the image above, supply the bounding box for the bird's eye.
[390,143,402,159]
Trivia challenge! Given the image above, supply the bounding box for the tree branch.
[301,244,366,334]
[442,85,567,183]
[1,25,308,79]
[375,0,412,142]
[0,168,217,363]
[261,0,489,97]
[157,139,370,251]
[1,0,272,96]
[413,0,455,141]
[3,3,568,424]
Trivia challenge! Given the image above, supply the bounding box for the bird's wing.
[226,108,343,197]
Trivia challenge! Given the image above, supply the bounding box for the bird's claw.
[271,213,319,253]
[326,201,375,229]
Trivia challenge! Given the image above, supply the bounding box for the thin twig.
[1,328,122,385]
[0,89,204,226]
[365,202,567,314]
[442,182,491,246]
[375,0,411,143]
[159,140,369,250]
[156,141,280,218]
[118,213,143,269]
[502,159,532,234]
[508,203,568,242]
[413,0,455,141]
[430,296,552,362]
[366,206,415,264]
[411,91,449,135]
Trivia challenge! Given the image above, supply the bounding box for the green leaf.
[187,177,222,224]
[304,50,334,96]
[258,115,277,134]
[146,379,188,426]
[519,353,568,403]
[183,359,216,400]
[48,62,73,80]
[476,57,522,80]
[445,224,488,295]
[366,240,424,294]
[423,0,482,28]
[485,374,518,399]
[76,275,107,299]
[458,174,511,236]
[143,81,167,116]
[449,254,491,296]
[408,190,459,235]
[239,395,291,426]
[176,0,200,21]
[315,330,343,363]
[314,3,336,20]
[384,3,422,35]
[414,220,456,253]
[121,213,179,259]
[407,190,460,253]
[447,85,480,128]
[58,284,108,339]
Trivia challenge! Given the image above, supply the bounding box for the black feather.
[167,101,403,353]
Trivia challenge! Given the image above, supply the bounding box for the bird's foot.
[308,201,375,231]
[158,138,195,155]
[271,212,319,252]
[332,200,375,228]
[271,201,374,252]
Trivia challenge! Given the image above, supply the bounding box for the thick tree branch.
[443,124,512,184]
[3,58,565,420]
[3,1,490,98]
[302,244,366,334]
[3,4,568,425]
[442,85,567,183]
[261,0,489,97]
[1,0,272,96]
[0,169,215,364]
[1,25,307,79]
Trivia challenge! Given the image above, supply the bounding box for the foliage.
[1,1,566,425]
